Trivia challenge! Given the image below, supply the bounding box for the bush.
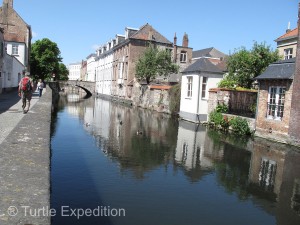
[218,78,237,89]
[216,103,229,113]
[209,110,224,126]
[229,117,251,135]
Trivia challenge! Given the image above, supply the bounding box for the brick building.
[255,58,295,143]
[0,0,31,69]
[94,23,192,101]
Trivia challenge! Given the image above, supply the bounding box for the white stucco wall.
[68,63,81,81]
[2,54,24,89]
[180,73,223,122]
[86,56,96,82]
[6,42,26,67]
[95,53,113,96]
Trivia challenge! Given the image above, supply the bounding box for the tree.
[225,42,280,88]
[30,38,63,81]
[135,45,179,84]
[58,63,69,80]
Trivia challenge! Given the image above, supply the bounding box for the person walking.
[18,72,34,114]
[37,79,44,97]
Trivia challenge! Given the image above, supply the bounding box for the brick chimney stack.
[173,33,177,63]
[288,2,300,145]
[182,32,189,47]
[4,0,13,8]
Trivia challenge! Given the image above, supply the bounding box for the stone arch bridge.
[49,81,95,96]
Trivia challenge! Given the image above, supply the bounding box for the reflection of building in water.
[259,158,277,191]
[249,139,286,195]
[175,121,224,171]
[249,138,300,225]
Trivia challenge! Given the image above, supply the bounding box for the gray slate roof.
[183,58,226,74]
[192,47,227,59]
[255,58,295,80]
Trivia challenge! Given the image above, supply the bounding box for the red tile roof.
[276,27,298,41]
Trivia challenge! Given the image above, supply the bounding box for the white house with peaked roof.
[179,48,227,122]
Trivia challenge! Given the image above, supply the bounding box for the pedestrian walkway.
[0,89,42,145]
[0,88,51,225]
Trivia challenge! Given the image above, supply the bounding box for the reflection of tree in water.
[214,142,252,200]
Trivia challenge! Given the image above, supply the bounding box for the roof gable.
[183,58,227,74]
[192,47,227,59]
[275,27,298,42]
[130,23,172,45]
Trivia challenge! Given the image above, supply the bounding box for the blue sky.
[13,0,298,65]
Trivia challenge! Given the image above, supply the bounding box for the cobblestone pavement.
[0,88,51,225]
[0,90,41,145]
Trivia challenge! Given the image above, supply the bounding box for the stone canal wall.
[0,89,52,225]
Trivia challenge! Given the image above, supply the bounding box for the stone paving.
[0,90,40,145]
[0,88,51,225]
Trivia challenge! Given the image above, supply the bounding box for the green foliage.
[226,41,280,88]
[209,110,224,127]
[30,38,63,81]
[169,84,181,114]
[135,44,179,84]
[216,103,229,113]
[229,117,251,135]
[58,63,69,81]
[218,76,237,88]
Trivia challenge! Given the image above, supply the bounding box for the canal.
[50,93,300,225]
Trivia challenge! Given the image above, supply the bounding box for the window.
[12,44,18,55]
[118,62,123,79]
[284,48,293,60]
[202,77,207,98]
[180,51,187,63]
[267,86,286,120]
[187,76,193,97]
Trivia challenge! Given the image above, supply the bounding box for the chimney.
[4,0,13,8]
[174,32,177,46]
[173,33,177,63]
[286,21,291,33]
[182,32,189,47]
[288,3,300,144]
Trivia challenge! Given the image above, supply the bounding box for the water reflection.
[51,96,300,225]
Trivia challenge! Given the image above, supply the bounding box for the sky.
[12,0,299,65]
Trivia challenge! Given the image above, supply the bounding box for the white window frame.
[180,51,187,63]
[187,76,193,98]
[12,44,18,55]
[201,76,208,99]
[267,86,286,120]
[284,48,293,60]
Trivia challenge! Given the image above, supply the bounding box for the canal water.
[50,94,300,225]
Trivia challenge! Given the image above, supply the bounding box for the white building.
[179,48,227,122]
[1,54,23,90]
[86,54,96,82]
[68,62,81,81]
[95,38,117,96]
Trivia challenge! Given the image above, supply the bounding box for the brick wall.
[288,3,300,144]
[255,80,293,143]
